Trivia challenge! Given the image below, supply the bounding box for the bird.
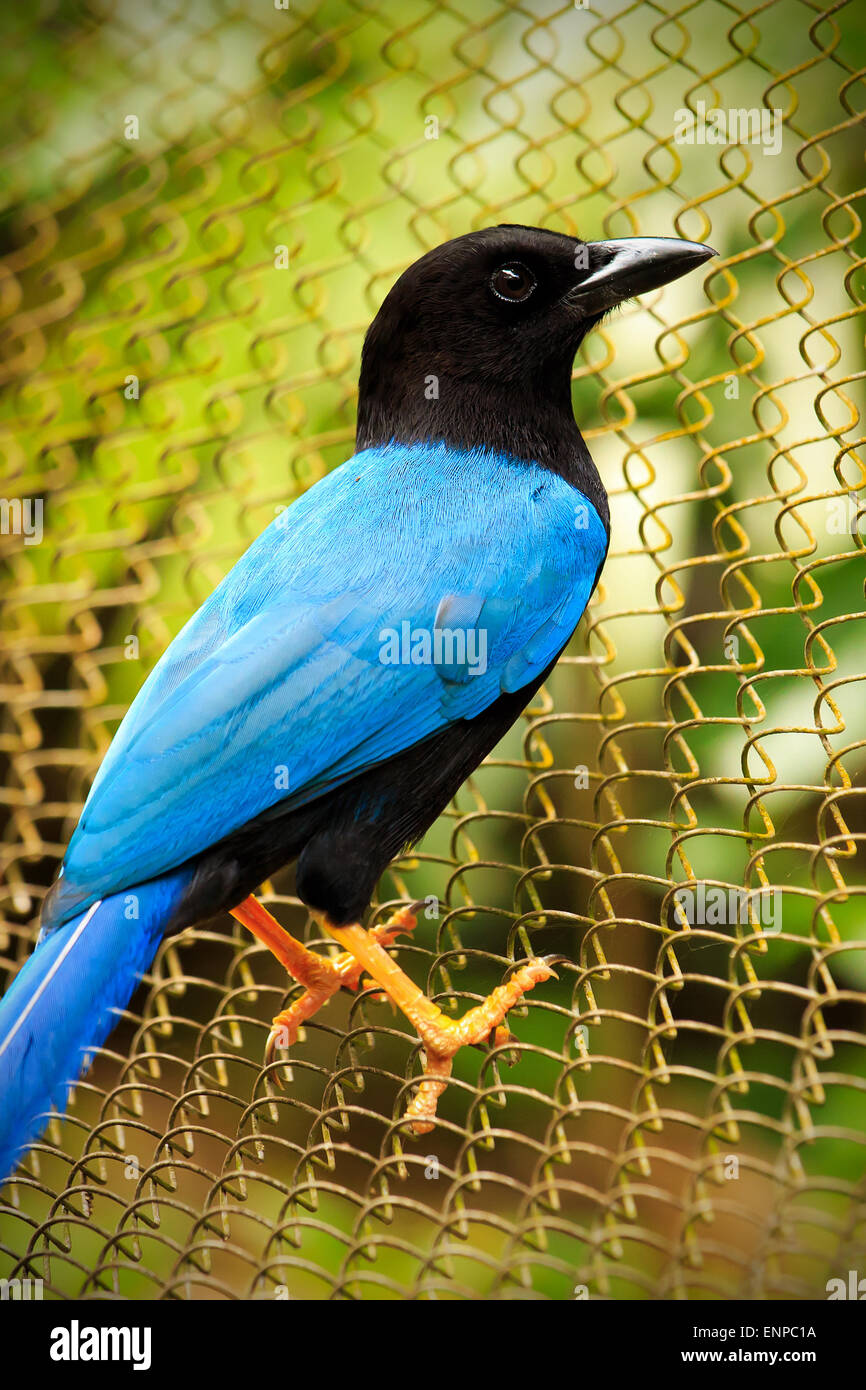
[0,224,715,1177]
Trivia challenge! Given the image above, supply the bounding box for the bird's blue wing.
[46,441,607,929]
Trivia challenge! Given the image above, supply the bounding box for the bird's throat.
[356,365,610,536]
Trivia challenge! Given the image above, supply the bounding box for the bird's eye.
[490,262,536,303]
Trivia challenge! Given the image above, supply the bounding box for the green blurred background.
[0,0,864,1298]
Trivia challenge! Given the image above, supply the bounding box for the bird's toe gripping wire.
[229,895,417,1069]
[317,915,557,1136]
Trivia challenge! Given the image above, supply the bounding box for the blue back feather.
[44,441,607,930]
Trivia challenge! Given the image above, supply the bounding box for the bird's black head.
[356,224,715,527]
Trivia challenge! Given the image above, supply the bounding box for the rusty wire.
[0,0,864,1299]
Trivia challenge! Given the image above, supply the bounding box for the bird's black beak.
[568,236,717,314]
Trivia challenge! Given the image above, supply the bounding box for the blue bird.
[0,226,714,1173]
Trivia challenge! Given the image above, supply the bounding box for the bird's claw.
[264,1010,301,1086]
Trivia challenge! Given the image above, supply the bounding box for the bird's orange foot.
[237,896,554,1126]
[317,912,557,1136]
[403,957,558,1134]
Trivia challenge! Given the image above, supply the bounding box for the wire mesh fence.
[0,0,864,1299]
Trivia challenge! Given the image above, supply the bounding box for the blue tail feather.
[0,868,192,1181]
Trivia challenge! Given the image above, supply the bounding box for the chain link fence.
[0,0,864,1299]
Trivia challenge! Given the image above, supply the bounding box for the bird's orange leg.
[315,912,557,1135]
[230,895,416,1061]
